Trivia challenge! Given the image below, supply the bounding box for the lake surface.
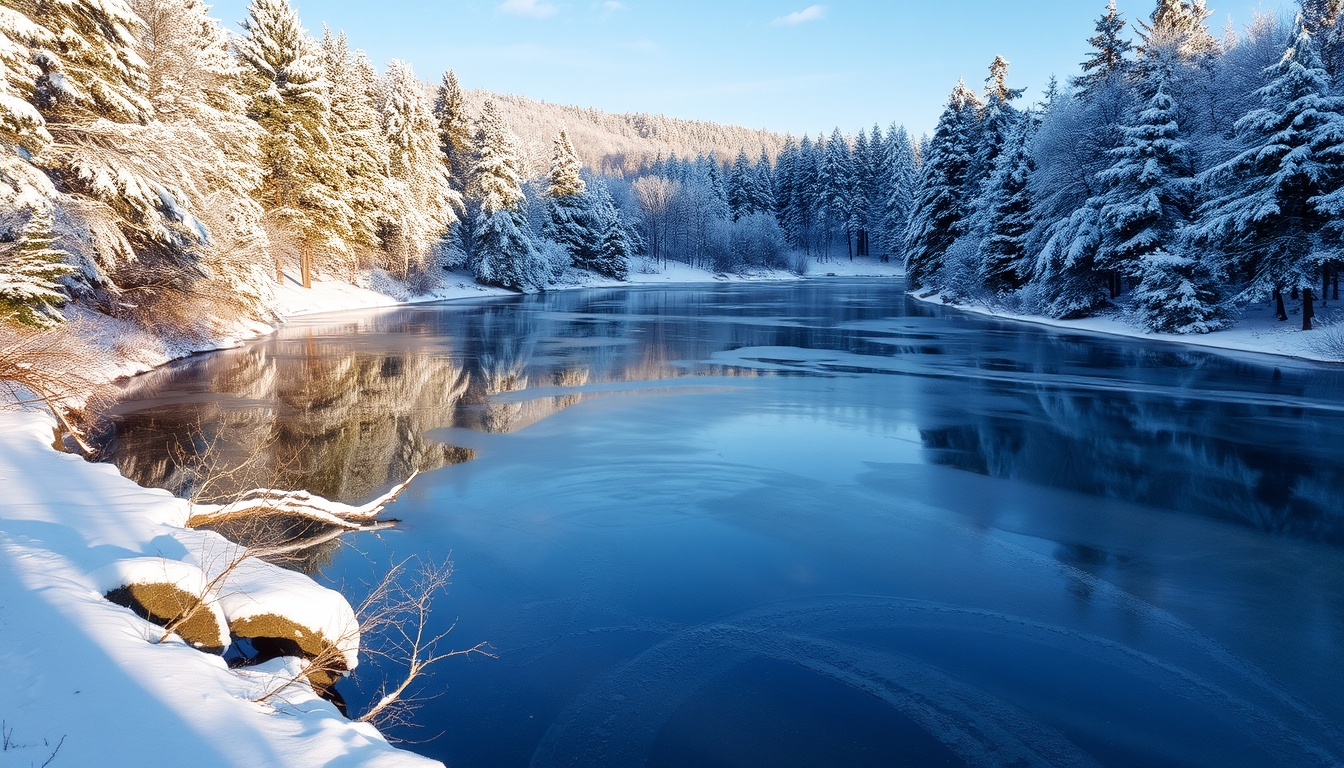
[95,279,1344,767]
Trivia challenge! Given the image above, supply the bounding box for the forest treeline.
[2,0,1341,339]
[905,0,1344,333]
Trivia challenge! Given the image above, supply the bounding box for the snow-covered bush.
[1312,320,1344,361]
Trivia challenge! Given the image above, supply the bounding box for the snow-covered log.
[186,475,414,557]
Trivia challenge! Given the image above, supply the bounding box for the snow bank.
[914,291,1344,364]
[0,409,439,768]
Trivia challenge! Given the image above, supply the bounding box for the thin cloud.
[499,0,560,19]
[772,5,826,26]
[599,1,626,19]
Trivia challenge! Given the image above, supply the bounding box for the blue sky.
[207,0,1294,137]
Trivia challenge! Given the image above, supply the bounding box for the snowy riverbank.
[913,291,1344,364]
[0,256,902,768]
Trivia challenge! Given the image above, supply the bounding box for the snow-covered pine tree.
[977,113,1038,293]
[786,135,822,254]
[591,180,632,280]
[905,80,980,288]
[379,59,458,280]
[820,127,856,259]
[127,0,274,313]
[1072,1,1134,98]
[704,153,731,219]
[1138,0,1218,66]
[1199,24,1344,329]
[752,149,776,216]
[880,124,918,261]
[0,207,74,327]
[1128,249,1226,332]
[772,137,799,243]
[470,100,547,290]
[1094,80,1196,297]
[434,70,474,193]
[236,0,351,288]
[850,129,876,257]
[728,148,753,220]
[0,5,52,156]
[543,129,601,271]
[972,56,1022,188]
[322,30,390,258]
[21,0,220,275]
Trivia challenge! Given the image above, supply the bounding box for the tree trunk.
[1292,286,1300,300]
[301,243,313,290]
[1334,269,1340,301]
[1325,266,1331,307]
[275,254,285,285]
[1274,288,1288,321]
[1303,288,1315,331]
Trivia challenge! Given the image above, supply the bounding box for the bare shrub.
[1311,320,1344,361]
[0,323,106,452]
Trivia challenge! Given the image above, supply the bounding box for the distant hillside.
[461,90,793,178]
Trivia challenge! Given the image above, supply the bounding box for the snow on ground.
[0,410,439,768]
[914,291,1344,364]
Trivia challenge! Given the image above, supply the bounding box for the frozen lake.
[96,279,1344,767]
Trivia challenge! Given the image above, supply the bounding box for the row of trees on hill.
[0,0,752,327]
[905,0,1344,334]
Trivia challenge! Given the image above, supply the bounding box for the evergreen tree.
[236,0,351,288]
[880,123,918,260]
[1138,0,1217,65]
[850,129,876,256]
[820,127,856,258]
[379,58,458,278]
[470,100,547,290]
[591,180,632,280]
[0,207,73,327]
[1129,250,1226,332]
[0,4,52,155]
[322,30,390,257]
[905,80,980,288]
[728,148,752,220]
[1198,24,1344,328]
[972,56,1022,194]
[1094,81,1195,292]
[434,69,474,193]
[543,129,601,270]
[752,149,776,215]
[977,114,1038,292]
[1073,1,1134,98]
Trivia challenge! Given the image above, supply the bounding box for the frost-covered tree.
[543,129,601,270]
[0,5,52,156]
[1094,81,1195,294]
[1129,250,1226,333]
[591,180,632,280]
[322,30,389,258]
[977,114,1037,293]
[1195,24,1344,328]
[379,59,458,279]
[0,207,73,327]
[905,80,980,288]
[236,0,350,287]
[880,124,918,260]
[1138,0,1217,66]
[1073,1,1134,98]
[434,70,474,192]
[820,128,856,258]
[728,148,753,220]
[470,100,547,290]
